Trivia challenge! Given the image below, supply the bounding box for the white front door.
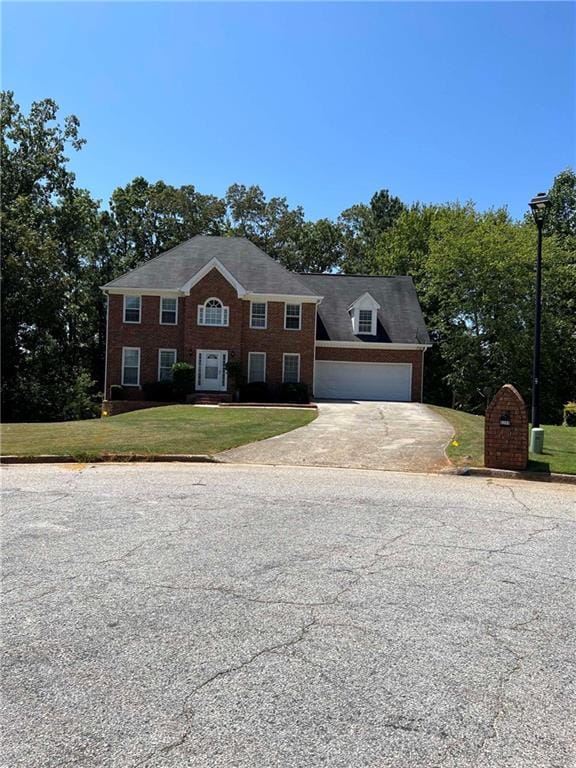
[196,350,228,392]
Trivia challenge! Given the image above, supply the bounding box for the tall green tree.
[1,92,100,421]
[109,177,226,272]
[339,189,405,273]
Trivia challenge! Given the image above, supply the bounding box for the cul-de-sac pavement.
[1,463,575,768]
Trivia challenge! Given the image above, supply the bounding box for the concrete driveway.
[1,464,575,768]
[219,401,453,472]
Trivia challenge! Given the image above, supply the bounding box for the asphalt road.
[1,463,575,768]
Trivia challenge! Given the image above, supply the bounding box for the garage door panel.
[315,361,412,401]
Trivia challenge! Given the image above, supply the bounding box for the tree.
[545,168,576,242]
[339,189,405,273]
[109,177,226,272]
[224,183,306,265]
[1,92,99,421]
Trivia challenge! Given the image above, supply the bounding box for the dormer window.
[358,310,373,334]
[198,298,229,327]
[349,292,380,336]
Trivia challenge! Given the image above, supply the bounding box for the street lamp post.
[528,192,549,454]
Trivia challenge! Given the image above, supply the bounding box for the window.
[358,309,373,334]
[158,349,177,381]
[160,297,177,325]
[197,298,229,326]
[250,302,267,329]
[285,303,301,330]
[123,295,141,323]
[283,353,300,384]
[122,347,140,386]
[248,352,266,383]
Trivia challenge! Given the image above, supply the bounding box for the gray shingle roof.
[298,274,431,345]
[103,236,318,297]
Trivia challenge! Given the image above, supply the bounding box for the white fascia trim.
[347,292,381,311]
[179,258,247,297]
[103,287,184,297]
[315,341,431,350]
[243,293,322,304]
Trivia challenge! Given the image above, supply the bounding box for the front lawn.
[429,405,576,475]
[0,405,317,460]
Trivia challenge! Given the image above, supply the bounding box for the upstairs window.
[358,309,373,334]
[285,303,302,330]
[160,297,177,325]
[198,298,229,327]
[158,349,177,381]
[123,295,141,323]
[250,302,267,329]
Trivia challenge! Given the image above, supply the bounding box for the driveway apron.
[218,402,453,472]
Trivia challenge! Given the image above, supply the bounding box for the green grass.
[0,405,317,460]
[429,405,576,475]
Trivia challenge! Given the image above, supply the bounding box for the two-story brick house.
[102,236,431,402]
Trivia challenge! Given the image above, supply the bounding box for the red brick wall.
[241,300,316,387]
[314,347,424,402]
[484,384,528,470]
[106,294,185,400]
[105,268,317,397]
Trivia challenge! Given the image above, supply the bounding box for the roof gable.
[347,291,381,311]
[179,257,247,296]
[102,236,319,299]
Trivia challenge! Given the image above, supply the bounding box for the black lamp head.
[529,192,550,224]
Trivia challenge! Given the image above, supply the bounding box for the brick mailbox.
[484,384,528,470]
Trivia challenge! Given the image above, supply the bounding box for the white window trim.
[121,347,141,387]
[249,301,268,330]
[247,352,267,383]
[157,348,177,381]
[123,295,141,324]
[159,297,178,325]
[282,353,301,384]
[349,292,380,336]
[197,297,230,327]
[357,308,377,336]
[284,303,302,331]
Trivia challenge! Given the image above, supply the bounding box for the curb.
[219,403,318,409]
[0,454,218,465]
[443,466,576,486]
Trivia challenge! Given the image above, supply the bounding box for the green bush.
[239,381,270,402]
[563,402,576,427]
[142,381,175,402]
[110,384,125,401]
[172,362,195,400]
[278,382,310,404]
[238,381,310,404]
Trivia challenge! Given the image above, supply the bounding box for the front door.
[196,350,228,392]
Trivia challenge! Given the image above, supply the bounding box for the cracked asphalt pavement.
[1,463,575,768]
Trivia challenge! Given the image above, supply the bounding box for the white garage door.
[315,361,412,402]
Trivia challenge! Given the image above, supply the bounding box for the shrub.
[278,382,310,404]
[239,381,271,402]
[61,372,100,420]
[225,360,244,385]
[172,362,195,400]
[110,384,125,401]
[142,381,175,402]
[563,402,576,427]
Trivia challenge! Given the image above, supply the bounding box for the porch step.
[193,393,233,405]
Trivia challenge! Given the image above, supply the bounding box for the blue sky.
[3,2,574,221]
